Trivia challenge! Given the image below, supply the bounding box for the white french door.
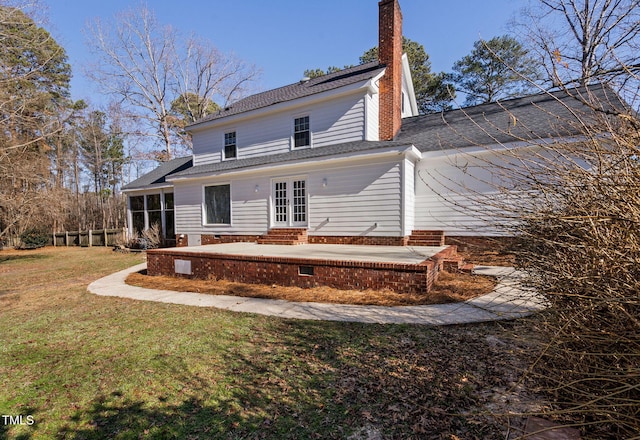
[272,178,307,227]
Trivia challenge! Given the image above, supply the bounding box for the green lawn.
[0,247,535,439]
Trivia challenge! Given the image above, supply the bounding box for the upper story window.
[293,116,310,148]
[224,131,237,159]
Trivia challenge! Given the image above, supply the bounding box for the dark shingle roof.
[170,140,408,179]
[188,62,386,128]
[122,156,193,191]
[127,84,626,187]
[397,84,623,152]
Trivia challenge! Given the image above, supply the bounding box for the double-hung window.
[293,116,310,148]
[224,131,237,159]
[204,184,231,225]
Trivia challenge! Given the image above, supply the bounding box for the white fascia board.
[168,144,417,183]
[404,144,422,162]
[418,136,585,159]
[188,79,378,133]
[121,184,173,194]
[401,53,419,116]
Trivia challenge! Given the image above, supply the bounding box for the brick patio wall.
[307,235,409,246]
[147,246,458,294]
[444,236,515,252]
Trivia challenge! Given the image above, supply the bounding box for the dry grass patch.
[126,270,496,306]
[0,246,550,439]
[459,249,516,266]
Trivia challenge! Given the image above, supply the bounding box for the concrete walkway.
[87,264,547,325]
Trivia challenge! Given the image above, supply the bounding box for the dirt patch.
[125,269,497,306]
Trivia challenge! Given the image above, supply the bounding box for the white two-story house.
[122,0,617,248]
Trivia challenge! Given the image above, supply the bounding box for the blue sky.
[44,0,523,102]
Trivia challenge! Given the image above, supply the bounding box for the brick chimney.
[378,0,403,141]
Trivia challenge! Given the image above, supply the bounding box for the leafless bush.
[141,223,161,249]
[511,126,640,438]
[422,86,639,437]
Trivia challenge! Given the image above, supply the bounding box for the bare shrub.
[414,81,639,436]
[140,223,161,249]
[438,87,640,437]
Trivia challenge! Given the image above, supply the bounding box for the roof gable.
[187,62,385,129]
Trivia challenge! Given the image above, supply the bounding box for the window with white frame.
[224,131,237,159]
[293,116,310,148]
[204,184,231,224]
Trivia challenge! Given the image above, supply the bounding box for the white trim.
[169,144,416,183]
[269,175,308,228]
[401,53,419,116]
[122,184,173,193]
[201,182,233,227]
[291,113,312,150]
[418,136,581,159]
[222,129,238,161]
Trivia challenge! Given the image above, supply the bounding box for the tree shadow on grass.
[57,394,240,439]
[0,406,39,440]
[54,318,521,439]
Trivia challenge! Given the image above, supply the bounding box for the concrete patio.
[160,242,448,264]
[88,263,547,325]
[145,243,459,294]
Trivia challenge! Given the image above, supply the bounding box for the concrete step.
[408,230,445,246]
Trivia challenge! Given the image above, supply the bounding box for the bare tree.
[0,1,73,240]
[85,4,258,160]
[514,0,640,93]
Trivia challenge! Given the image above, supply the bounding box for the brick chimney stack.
[378,0,403,141]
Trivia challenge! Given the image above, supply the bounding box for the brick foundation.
[146,245,459,294]
[176,235,188,247]
[444,236,514,252]
[201,234,262,245]
[308,235,409,246]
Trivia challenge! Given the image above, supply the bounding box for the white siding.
[365,92,380,141]
[402,158,415,235]
[174,176,270,235]
[192,129,222,166]
[174,156,405,238]
[415,151,509,235]
[308,159,403,236]
[191,93,367,166]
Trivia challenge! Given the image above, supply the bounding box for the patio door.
[273,178,307,227]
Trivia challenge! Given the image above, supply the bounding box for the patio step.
[407,230,445,246]
[443,258,474,273]
[258,228,308,245]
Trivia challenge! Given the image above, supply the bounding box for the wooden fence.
[52,228,127,247]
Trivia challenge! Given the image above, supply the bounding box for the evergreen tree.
[450,35,540,106]
[360,37,454,113]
